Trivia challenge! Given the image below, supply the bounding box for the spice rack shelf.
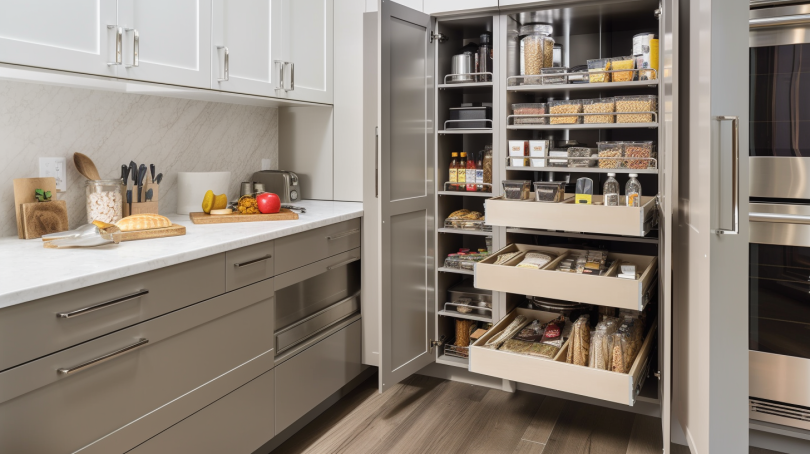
[508,79,659,93]
[438,228,492,236]
[505,166,659,174]
[438,309,492,323]
[438,267,475,276]
[507,123,658,130]
[438,191,494,197]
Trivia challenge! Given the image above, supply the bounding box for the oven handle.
[750,212,810,225]
[750,14,810,29]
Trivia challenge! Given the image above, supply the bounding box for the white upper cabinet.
[0,0,119,77]
[117,0,212,88]
[423,0,497,15]
[274,0,334,104]
[211,0,283,96]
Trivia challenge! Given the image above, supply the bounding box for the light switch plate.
[261,158,272,170]
[39,157,67,192]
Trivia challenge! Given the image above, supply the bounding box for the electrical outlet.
[261,159,273,171]
[39,157,67,192]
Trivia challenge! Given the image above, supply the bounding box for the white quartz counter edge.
[0,200,363,309]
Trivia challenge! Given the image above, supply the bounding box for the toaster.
[251,170,301,203]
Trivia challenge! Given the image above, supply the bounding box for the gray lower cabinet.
[127,369,275,454]
[275,218,361,275]
[0,278,274,454]
[226,240,275,292]
[275,319,363,434]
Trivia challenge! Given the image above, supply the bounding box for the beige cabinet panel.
[274,218,360,275]
[226,240,275,291]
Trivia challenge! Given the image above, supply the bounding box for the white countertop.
[0,200,363,309]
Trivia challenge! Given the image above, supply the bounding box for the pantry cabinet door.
[117,0,212,88]
[0,0,118,77]
[377,0,435,392]
[211,0,283,96]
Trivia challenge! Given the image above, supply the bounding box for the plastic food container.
[541,67,568,85]
[623,141,656,169]
[568,147,597,168]
[513,103,547,125]
[548,99,583,124]
[444,218,491,231]
[587,58,611,83]
[582,98,615,124]
[533,181,566,203]
[520,24,554,85]
[597,142,624,169]
[503,180,532,200]
[610,56,636,82]
[615,95,658,123]
[508,140,529,167]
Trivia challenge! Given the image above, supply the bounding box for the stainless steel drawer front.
[275,294,360,354]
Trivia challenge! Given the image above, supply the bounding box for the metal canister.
[450,53,475,83]
[240,182,253,197]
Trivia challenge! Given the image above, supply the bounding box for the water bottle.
[626,173,642,207]
[604,173,620,206]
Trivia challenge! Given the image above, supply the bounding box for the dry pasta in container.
[587,58,611,83]
[597,142,624,169]
[615,95,657,123]
[549,99,583,124]
[582,98,615,124]
[623,141,656,169]
[610,56,636,82]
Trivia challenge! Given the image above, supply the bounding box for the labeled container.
[548,99,583,124]
[513,103,547,125]
[567,147,597,168]
[623,141,656,169]
[520,24,554,84]
[615,95,657,123]
[541,67,568,85]
[508,140,529,167]
[597,142,624,169]
[86,180,123,224]
[587,58,611,83]
[448,106,493,129]
[529,140,549,167]
[533,181,566,203]
[610,56,636,82]
[503,180,532,200]
[582,98,615,124]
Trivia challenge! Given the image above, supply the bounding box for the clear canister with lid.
[478,33,493,82]
[520,24,554,84]
[86,179,124,224]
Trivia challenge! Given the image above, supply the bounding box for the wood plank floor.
[273,374,784,454]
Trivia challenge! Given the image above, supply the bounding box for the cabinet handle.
[125,28,139,67]
[713,115,740,235]
[233,255,272,268]
[274,60,285,90]
[287,62,295,91]
[217,46,229,81]
[327,257,360,270]
[57,289,149,319]
[57,339,148,376]
[108,25,123,66]
[327,228,360,241]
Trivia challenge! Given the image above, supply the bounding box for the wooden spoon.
[73,152,101,180]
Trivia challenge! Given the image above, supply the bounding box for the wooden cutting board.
[189,209,299,224]
[119,224,186,241]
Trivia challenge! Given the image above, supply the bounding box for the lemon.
[201,190,215,214]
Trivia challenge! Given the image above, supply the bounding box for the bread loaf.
[116,214,171,231]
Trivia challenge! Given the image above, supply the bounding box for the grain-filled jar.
[86,179,123,224]
[520,24,554,84]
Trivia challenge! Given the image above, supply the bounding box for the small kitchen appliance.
[251,170,301,203]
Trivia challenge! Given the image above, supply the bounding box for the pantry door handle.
[284,61,295,91]
[327,228,360,241]
[57,290,149,319]
[327,257,360,271]
[123,28,139,67]
[57,339,148,376]
[274,60,285,90]
[108,25,123,66]
[234,255,272,268]
[713,115,740,235]
[217,45,229,81]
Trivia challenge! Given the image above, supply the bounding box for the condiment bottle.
[466,151,477,192]
[603,173,620,206]
[458,152,467,191]
[483,145,493,187]
[475,150,484,192]
[449,152,459,191]
[626,173,642,207]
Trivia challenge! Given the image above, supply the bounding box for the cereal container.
[86,180,123,224]
[548,99,583,124]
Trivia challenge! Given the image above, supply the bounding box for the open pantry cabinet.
[364,0,676,451]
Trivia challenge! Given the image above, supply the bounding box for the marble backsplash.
[0,80,278,237]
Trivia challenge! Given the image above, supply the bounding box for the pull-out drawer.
[226,240,275,291]
[470,308,656,406]
[0,253,225,372]
[0,278,274,454]
[128,369,275,454]
[275,218,361,275]
[475,244,658,311]
[276,292,361,355]
[485,195,658,237]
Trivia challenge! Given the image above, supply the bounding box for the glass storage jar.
[582,98,615,124]
[520,24,554,84]
[86,179,124,224]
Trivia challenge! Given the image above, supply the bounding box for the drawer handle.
[234,255,272,268]
[326,228,360,241]
[327,257,360,270]
[57,289,149,319]
[57,338,149,376]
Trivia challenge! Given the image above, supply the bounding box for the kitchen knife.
[137,164,147,202]
[150,164,156,183]
[145,188,153,202]
[128,162,137,214]
[155,173,163,185]
[121,165,129,184]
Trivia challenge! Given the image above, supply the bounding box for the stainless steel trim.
[326,228,361,241]
[750,157,810,199]
[750,212,810,224]
[217,46,229,81]
[375,126,379,198]
[275,294,360,354]
[56,290,149,318]
[274,60,284,90]
[233,255,272,268]
[326,257,360,271]
[57,338,148,376]
[749,203,810,246]
[751,350,810,412]
[750,4,810,46]
[123,28,139,67]
[108,25,122,66]
[751,0,810,7]
[750,13,810,28]
[714,116,740,235]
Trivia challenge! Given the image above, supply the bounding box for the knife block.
[124,181,160,217]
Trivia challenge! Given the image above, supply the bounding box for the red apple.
[256,192,281,214]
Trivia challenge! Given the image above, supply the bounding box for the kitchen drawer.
[226,240,275,291]
[128,369,275,454]
[275,218,361,275]
[469,307,656,406]
[475,244,658,311]
[485,195,657,237]
[0,278,274,454]
[0,253,224,372]
[275,319,362,434]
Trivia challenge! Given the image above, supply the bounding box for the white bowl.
[177,172,231,214]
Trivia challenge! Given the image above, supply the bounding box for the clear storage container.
[86,179,123,224]
[622,141,656,169]
[615,95,657,123]
[610,56,636,82]
[548,99,583,124]
[597,142,624,169]
[541,67,568,85]
[587,58,611,83]
[520,24,554,85]
[503,180,532,200]
[533,181,566,203]
[568,147,597,168]
[513,103,547,125]
[582,98,615,124]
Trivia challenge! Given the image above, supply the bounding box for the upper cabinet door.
[211,0,283,96]
[117,0,212,88]
[276,0,334,104]
[0,0,118,77]
[423,0,497,16]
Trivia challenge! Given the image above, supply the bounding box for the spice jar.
[482,145,493,187]
[520,24,554,84]
[86,180,123,224]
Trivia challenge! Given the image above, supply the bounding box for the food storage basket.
[444,218,491,231]
[610,56,636,82]
[597,142,624,169]
[541,67,568,85]
[503,180,532,200]
[615,95,657,123]
[587,58,611,83]
[513,103,547,125]
[622,141,657,169]
[533,181,566,203]
[548,99,583,124]
[567,147,597,168]
[582,98,615,124]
